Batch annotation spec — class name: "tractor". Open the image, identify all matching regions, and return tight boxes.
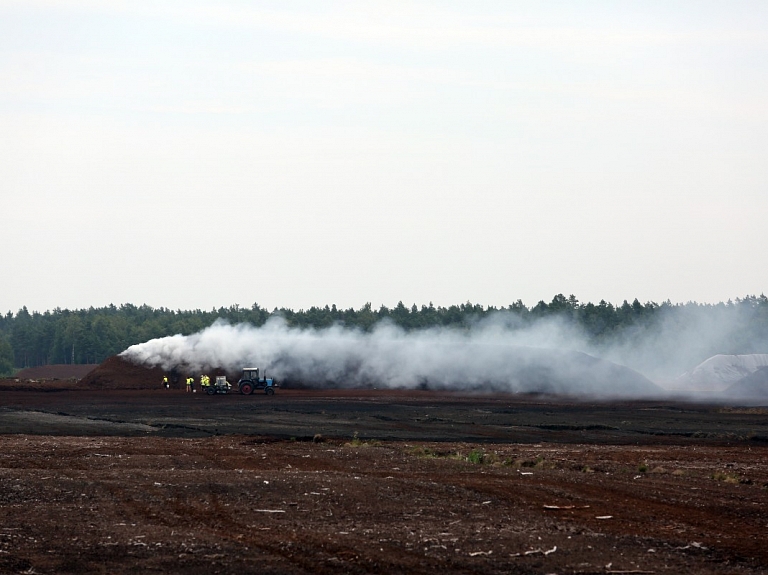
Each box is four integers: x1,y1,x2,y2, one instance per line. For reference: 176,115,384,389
238,367,277,395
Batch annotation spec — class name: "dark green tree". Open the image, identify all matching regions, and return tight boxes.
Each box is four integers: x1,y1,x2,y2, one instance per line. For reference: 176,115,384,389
0,336,13,376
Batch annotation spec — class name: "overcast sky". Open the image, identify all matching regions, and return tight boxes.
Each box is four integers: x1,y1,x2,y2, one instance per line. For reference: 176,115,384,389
2,1,767,314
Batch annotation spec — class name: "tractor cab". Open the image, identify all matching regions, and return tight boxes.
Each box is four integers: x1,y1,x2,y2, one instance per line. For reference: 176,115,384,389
242,368,260,381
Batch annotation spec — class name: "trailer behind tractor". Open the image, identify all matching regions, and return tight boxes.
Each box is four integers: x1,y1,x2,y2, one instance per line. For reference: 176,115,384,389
205,376,232,395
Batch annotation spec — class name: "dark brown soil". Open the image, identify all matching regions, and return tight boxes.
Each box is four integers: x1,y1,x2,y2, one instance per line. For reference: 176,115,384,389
78,355,237,391
14,364,98,380
79,355,168,390
1,387,768,573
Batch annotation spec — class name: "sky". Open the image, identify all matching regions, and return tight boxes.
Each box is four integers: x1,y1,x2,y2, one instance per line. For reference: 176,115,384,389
2,1,767,314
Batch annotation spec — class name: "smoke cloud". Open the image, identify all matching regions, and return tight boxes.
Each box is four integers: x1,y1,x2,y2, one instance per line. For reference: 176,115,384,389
121,316,664,398
589,302,768,383
118,299,768,400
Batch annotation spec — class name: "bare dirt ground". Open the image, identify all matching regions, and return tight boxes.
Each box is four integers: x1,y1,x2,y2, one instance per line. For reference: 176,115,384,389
1,388,767,574
14,365,99,381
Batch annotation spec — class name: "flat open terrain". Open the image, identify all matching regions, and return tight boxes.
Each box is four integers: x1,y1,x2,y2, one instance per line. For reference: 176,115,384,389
1,388,767,574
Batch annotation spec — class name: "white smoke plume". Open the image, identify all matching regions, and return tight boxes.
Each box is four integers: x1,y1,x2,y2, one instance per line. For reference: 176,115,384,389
590,302,768,383
120,316,662,398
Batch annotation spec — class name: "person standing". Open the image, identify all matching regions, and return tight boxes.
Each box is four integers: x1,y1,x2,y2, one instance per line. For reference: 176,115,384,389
186,376,193,393
163,375,169,389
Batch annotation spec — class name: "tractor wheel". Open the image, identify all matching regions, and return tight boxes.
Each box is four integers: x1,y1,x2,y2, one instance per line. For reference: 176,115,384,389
240,383,254,395
206,387,215,395
265,387,275,396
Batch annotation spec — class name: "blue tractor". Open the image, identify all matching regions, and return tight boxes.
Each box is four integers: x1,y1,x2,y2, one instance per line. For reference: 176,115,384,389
238,367,278,395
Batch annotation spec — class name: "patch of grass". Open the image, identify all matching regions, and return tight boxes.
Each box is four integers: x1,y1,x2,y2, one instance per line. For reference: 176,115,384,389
467,449,484,464
534,457,556,470
345,432,379,448
711,471,740,484
581,465,595,474
486,452,502,465
408,446,439,458
504,456,554,469
407,446,459,459
415,449,550,467
650,466,667,474
672,469,685,476
637,462,648,473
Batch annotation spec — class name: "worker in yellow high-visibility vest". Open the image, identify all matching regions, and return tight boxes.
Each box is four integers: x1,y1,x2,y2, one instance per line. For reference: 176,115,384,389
186,376,193,393
162,375,169,389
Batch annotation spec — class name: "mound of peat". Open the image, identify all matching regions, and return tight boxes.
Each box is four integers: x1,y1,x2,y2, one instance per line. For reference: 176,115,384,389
80,355,167,390
79,355,239,390
15,364,99,380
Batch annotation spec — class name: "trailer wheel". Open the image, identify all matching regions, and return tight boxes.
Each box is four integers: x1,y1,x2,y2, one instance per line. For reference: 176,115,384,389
205,387,215,395
265,387,275,396
240,383,254,395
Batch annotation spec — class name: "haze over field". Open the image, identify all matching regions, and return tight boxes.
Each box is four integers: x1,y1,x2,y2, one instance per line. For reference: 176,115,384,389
122,317,661,397
3,1,768,313
122,298,768,397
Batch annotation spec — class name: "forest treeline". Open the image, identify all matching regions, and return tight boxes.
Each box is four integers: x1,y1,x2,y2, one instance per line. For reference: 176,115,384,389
1,294,767,375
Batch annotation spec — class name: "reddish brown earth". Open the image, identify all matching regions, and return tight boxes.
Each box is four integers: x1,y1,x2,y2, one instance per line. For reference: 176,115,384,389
1,431,767,575
79,355,168,390
79,355,236,391
14,364,98,380
2,363,99,392
1,357,768,573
